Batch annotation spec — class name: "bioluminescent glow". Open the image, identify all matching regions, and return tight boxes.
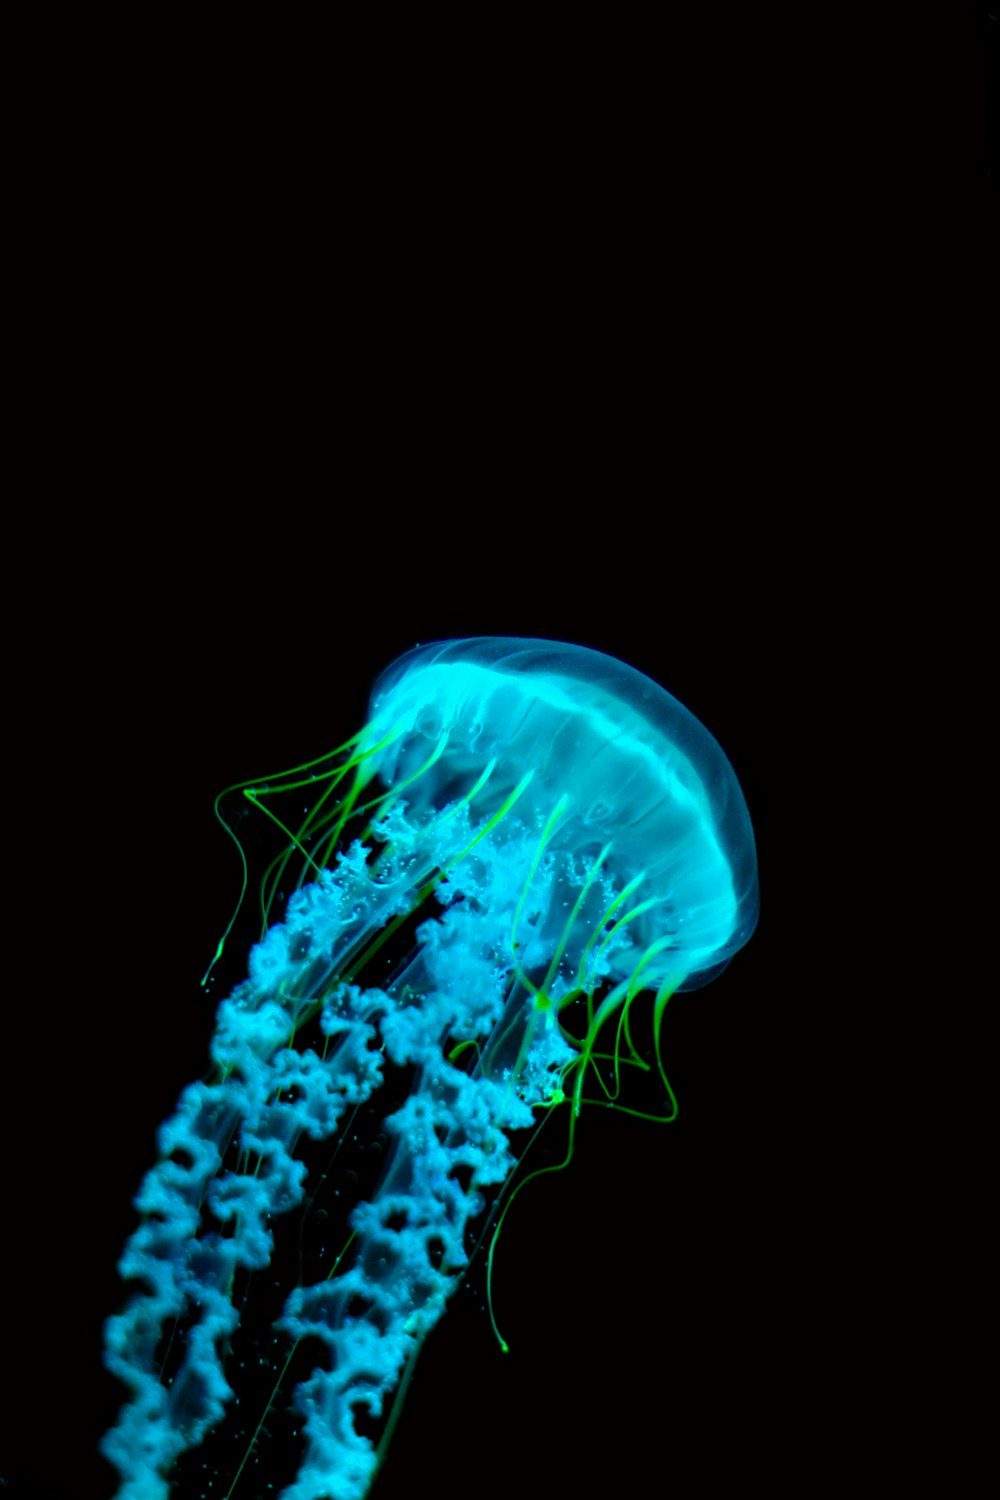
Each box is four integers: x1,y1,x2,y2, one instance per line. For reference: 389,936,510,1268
103,637,758,1500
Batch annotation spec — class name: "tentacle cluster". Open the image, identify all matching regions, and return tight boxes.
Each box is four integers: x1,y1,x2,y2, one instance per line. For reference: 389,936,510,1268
103,755,651,1500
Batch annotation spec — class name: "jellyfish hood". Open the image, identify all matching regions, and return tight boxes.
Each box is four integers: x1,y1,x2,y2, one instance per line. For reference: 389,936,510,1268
364,637,758,990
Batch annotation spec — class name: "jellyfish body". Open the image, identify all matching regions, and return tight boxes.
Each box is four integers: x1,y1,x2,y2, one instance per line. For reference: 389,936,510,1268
103,638,758,1500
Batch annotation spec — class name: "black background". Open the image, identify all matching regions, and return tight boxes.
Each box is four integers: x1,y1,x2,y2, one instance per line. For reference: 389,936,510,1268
8,5,994,1497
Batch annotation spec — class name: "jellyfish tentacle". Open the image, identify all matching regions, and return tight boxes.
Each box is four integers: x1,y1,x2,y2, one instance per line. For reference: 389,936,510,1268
102,823,438,1498
277,1066,533,1500
273,806,586,1499
103,984,389,1498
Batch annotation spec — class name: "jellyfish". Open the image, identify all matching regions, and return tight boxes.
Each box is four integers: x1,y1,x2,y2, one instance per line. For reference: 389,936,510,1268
102,636,758,1500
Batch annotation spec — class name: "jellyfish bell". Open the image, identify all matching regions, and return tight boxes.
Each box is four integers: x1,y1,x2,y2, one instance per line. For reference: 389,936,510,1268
363,636,758,986
102,637,758,1500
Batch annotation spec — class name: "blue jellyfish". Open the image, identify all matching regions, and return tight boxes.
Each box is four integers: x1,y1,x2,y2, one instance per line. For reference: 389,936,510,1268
103,637,758,1500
